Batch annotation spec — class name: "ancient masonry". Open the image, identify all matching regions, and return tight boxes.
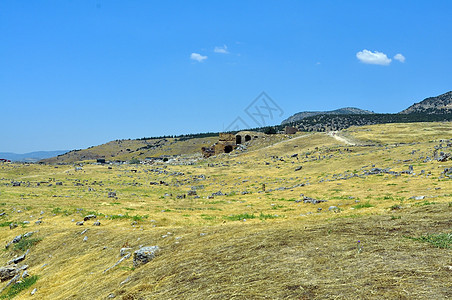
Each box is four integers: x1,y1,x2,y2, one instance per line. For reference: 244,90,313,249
202,132,263,157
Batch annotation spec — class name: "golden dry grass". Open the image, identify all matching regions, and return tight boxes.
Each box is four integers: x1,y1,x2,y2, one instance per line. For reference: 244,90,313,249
0,122,451,299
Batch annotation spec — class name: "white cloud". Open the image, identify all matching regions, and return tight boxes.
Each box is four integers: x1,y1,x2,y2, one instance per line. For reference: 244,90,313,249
214,45,229,54
356,49,392,65
190,53,208,62
394,53,406,63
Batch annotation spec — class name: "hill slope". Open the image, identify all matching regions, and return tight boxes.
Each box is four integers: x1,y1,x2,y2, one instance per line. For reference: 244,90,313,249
281,107,374,124
400,91,452,114
40,137,218,164
0,122,450,299
0,150,69,162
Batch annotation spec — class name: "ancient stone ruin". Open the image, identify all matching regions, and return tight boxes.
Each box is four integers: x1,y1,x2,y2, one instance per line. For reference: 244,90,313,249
202,131,265,157
284,126,299,134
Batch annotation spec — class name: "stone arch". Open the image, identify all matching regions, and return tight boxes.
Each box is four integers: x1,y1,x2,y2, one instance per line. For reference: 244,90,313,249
224,145,233,153
236,135,242,144
245,135,251,142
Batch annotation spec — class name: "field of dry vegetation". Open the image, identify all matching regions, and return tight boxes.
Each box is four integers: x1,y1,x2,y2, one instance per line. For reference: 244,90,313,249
0,122,451,299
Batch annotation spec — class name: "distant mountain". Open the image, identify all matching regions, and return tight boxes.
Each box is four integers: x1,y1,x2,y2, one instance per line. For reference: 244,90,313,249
0,150,69,163
281,107,374,125
400,91,452,114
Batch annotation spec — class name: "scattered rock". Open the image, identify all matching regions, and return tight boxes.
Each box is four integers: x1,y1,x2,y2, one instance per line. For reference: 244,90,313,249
211,191,225,197
83,236,88,242
76,221,84,226
84,214,96,221
294,166,303,171
24,232,34,238
328,206,339,211
303,196,327,204
133,246,160,267
103,253,131,273
93,221,101,226
31,288,37,295
120,248,132,257
0,266,18,281
12,235,22,244
435,152,451,162
108,192,117,198
7,252,27,265
120,276,131,286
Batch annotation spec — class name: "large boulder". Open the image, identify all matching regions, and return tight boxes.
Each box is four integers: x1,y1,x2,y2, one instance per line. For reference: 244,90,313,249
0,266,18,281
133,246,160,267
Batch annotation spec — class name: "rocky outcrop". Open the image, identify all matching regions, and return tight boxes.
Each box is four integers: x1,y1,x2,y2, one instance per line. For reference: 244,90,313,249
281,107,374,124
133,246,160,267
400,91,452,114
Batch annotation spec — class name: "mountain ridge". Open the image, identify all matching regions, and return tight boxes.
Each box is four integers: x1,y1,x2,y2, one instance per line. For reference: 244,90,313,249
281,107,374,125
399,91,452,114
0,150,69,162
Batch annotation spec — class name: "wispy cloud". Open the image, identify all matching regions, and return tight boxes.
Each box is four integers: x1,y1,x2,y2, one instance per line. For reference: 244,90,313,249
214,45,229,54
190,53,208,62
394,53,406,63
356,49,392,66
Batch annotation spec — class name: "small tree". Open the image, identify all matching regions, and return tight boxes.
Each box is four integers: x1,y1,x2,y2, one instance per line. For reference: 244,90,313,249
129,158,140,164
264,127,277,134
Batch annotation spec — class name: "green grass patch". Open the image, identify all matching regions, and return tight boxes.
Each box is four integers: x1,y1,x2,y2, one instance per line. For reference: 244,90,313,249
0,221,13,227
414,200,437,206
204,200,227,205
352,201,374,209
109,213,148,221
0,275,38,299
51,207,62,214
14,237,42,252
200,214,216,220
224,213,256,221
259,213,282,220
275,198,297,202
407,232,452,249
389,204,402,210
271,205,284,210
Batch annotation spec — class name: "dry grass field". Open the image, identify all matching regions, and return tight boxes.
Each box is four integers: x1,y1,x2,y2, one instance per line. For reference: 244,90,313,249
0,122,451,299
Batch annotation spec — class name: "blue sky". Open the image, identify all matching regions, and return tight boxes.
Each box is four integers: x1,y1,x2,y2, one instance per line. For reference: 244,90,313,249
1,1,451,153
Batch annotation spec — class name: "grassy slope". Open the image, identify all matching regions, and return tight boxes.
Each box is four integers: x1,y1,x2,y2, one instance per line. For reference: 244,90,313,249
41,137,219,164
0,122,450,299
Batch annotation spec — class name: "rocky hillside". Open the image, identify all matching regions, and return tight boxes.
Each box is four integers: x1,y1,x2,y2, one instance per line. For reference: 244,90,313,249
40,137,217,164
290,113,452,132
400,91,452,114
281,107,374,124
